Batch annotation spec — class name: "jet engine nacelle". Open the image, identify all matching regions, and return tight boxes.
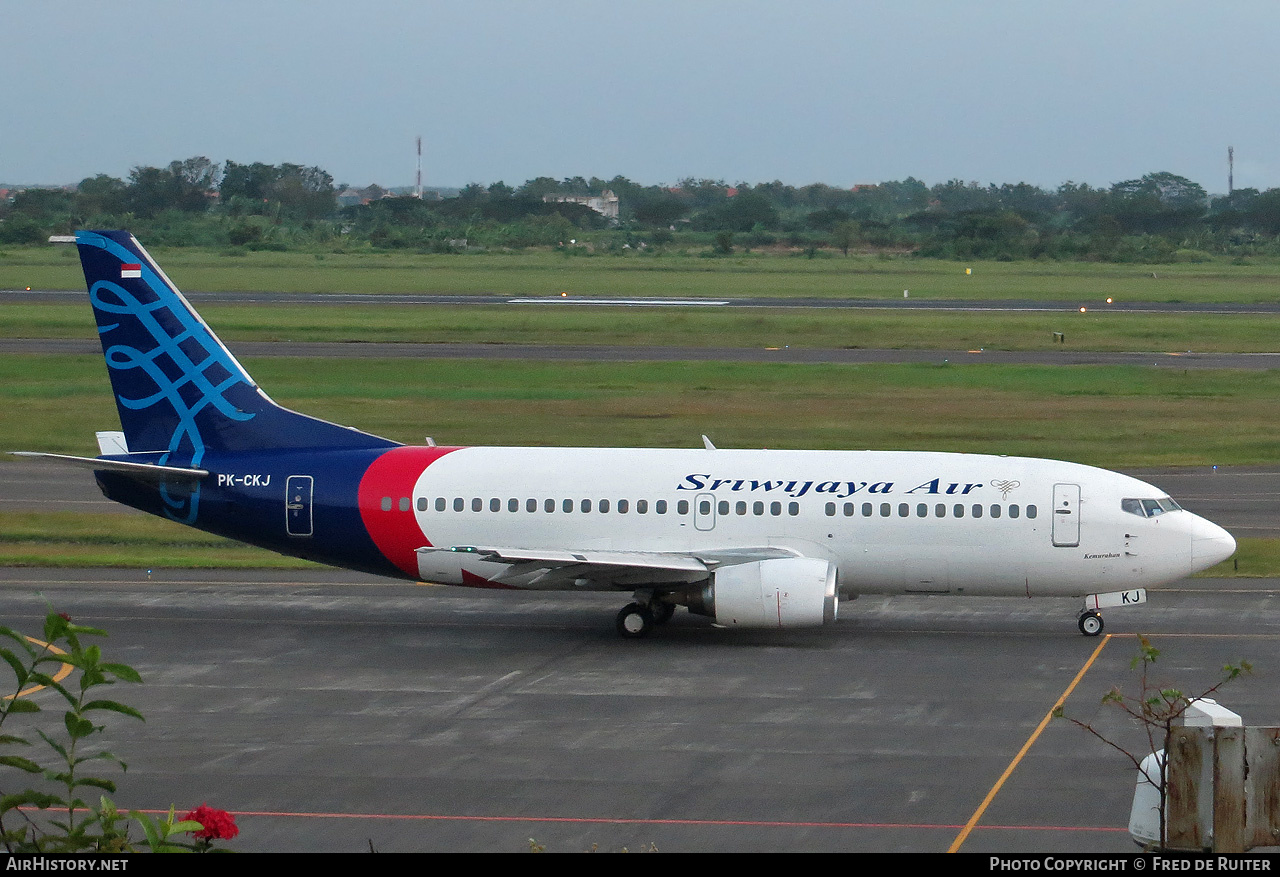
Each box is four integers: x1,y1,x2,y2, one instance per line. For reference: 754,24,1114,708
687,557,838,629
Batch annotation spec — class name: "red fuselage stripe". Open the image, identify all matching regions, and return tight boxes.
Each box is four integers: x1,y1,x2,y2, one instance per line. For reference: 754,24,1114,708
357,446,463,577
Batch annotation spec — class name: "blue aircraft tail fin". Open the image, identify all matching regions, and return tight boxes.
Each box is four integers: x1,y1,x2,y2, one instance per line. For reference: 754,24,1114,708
72,230,398,465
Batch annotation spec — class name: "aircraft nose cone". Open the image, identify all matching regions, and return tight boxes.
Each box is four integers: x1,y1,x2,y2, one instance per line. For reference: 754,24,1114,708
1190,515,1236,572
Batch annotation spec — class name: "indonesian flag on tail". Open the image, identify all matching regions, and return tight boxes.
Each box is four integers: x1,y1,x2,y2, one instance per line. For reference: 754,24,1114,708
120,263,141,279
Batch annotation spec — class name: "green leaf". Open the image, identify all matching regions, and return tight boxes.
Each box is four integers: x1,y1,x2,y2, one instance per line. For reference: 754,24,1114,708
133,809,161,848
0,627,37,654
1,790,64,813
36,729,68,759
1,648,30,685
33,650,76,669
63,712,97,741
100,663,142,684
0,733,31,745
0,754,43,773
131,808,198,853
4,698,40,714
81,699,144,721
71,777,117,793
42,613,69,643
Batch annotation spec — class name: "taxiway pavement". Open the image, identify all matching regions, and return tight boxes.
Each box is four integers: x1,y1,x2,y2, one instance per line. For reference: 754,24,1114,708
2,567,1277,853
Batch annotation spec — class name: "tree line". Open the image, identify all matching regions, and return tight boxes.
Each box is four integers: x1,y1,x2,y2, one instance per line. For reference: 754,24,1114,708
4,156,1280,261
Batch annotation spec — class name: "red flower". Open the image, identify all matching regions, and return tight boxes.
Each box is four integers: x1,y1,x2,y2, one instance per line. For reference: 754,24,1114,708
182,804,240,842
58,613,71,622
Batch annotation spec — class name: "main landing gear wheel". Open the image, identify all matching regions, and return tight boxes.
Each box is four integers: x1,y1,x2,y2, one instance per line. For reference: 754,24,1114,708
616,603,655,639
1078,611,1104,637
650,601,675,625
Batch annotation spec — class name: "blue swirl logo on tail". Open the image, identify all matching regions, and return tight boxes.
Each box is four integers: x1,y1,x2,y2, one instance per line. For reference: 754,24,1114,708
81,232,256,525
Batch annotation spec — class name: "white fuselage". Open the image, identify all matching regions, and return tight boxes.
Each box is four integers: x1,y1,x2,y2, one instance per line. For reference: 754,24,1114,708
401,447,1236,596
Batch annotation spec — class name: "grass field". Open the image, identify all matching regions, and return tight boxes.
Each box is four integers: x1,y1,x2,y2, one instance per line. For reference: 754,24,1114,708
7,302,1280,354
0,510,317,570
4,354,1276,466
4,245,1280,302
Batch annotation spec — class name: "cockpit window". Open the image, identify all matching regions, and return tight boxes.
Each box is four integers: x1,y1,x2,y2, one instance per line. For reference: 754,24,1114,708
1122,497,1183,517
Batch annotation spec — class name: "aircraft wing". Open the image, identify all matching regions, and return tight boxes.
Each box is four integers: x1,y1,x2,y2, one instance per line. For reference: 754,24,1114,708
9,452,209,481
417,544,802,589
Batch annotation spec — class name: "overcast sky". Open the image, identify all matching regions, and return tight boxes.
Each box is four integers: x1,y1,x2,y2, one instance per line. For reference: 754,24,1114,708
4,1,1278,193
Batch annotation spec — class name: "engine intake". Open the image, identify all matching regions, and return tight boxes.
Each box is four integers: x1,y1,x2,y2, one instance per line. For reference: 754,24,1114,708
686,557,838,629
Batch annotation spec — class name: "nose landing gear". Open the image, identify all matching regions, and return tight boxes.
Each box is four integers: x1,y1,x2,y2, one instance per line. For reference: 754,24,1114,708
1077,610,1104,637
1075,589,1146,637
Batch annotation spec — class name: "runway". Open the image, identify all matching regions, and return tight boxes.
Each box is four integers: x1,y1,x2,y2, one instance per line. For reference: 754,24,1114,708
2,567,1277,853
5,337,1280,370
9,288,1280,315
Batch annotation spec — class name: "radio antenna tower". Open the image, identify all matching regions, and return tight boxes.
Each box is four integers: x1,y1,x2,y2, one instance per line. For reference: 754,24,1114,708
1228,145,1234,196
415,136,423,199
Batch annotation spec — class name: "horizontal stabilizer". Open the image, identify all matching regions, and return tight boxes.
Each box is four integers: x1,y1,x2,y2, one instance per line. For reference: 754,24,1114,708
9,451,208,481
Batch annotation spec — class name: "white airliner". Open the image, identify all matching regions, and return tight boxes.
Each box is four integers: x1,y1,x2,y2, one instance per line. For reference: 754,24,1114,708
16,231,1238,638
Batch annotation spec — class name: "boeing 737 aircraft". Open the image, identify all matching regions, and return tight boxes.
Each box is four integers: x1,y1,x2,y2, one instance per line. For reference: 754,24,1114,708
14,231,1237,637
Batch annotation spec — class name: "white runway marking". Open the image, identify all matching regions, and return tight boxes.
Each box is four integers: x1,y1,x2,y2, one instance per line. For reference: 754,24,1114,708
506,298,729,306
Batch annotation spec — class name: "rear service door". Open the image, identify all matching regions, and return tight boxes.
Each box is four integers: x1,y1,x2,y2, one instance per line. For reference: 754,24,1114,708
286,475,314,537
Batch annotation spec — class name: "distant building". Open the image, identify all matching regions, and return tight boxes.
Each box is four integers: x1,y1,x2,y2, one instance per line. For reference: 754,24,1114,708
543,189,619,220
337,185,393,207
